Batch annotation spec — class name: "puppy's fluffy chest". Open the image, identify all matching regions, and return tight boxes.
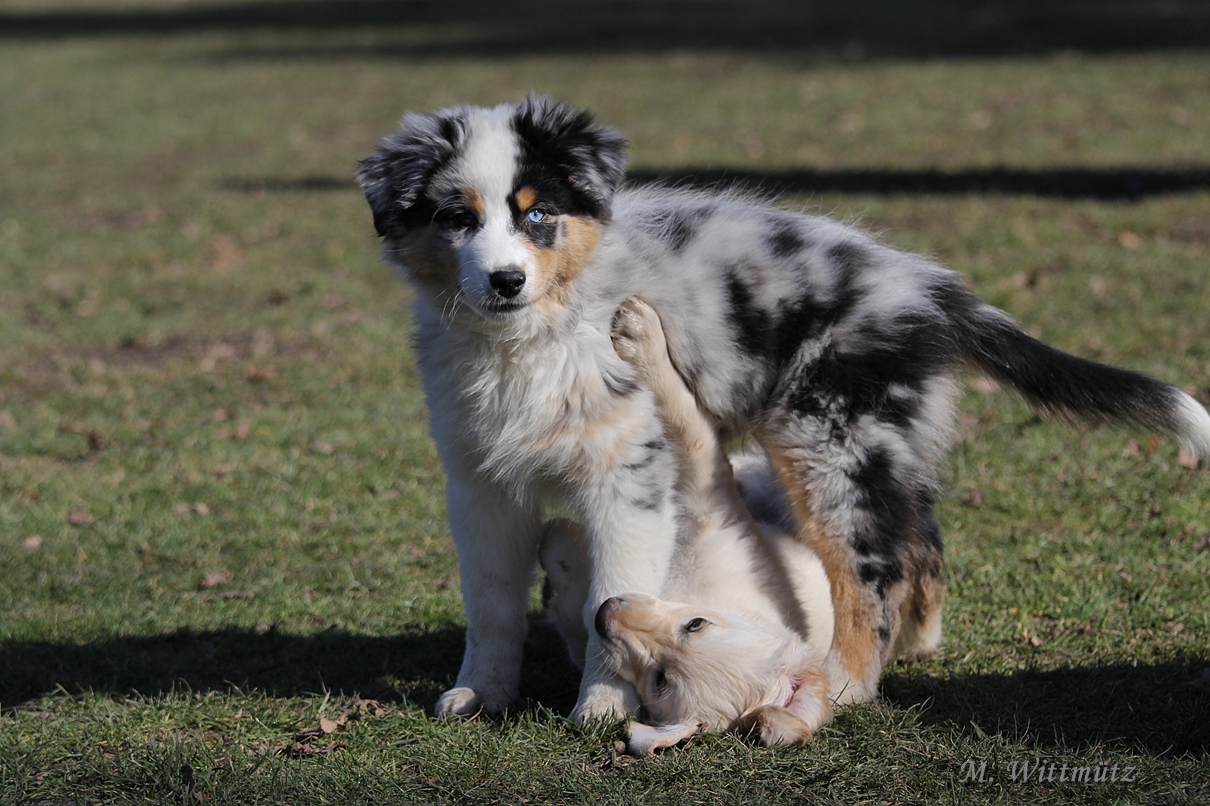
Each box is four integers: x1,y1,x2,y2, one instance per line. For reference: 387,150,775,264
416,301,652,488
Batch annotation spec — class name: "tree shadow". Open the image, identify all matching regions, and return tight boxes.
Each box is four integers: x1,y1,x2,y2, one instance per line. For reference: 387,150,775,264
882,658,1210,758
226,165,1210,201
0,614,582,716
2,0,1209,59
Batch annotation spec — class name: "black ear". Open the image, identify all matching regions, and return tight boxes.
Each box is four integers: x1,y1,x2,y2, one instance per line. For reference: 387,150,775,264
355,108,468,237
512,94,628,218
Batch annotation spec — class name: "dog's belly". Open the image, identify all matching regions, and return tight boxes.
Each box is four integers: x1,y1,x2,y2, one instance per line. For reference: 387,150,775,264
665,515,834,654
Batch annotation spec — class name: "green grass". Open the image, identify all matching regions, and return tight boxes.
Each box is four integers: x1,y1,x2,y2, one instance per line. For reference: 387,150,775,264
2,4,1209,804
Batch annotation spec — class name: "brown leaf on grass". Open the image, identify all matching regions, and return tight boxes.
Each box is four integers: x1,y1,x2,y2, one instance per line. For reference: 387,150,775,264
86,430,109,451
235,421,251,439
66,509,94,525
1022,627,1042,647
1117,230,1142,249
293,695,388,743
1167,622,1185,636
23,535,43,550
200,571,231,589
1123,438,1140,457
244,366,279,382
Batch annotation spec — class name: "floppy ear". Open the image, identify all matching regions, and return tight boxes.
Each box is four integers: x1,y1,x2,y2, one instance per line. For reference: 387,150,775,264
627,720,703,756
511,94,628,218
355,108,467,237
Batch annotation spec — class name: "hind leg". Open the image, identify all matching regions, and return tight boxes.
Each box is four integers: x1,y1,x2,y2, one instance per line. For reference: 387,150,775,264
759,420,943,702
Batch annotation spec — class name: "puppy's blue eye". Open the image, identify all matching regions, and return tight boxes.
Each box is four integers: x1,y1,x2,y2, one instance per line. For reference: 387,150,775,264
526,209,546,224
684,618,707,633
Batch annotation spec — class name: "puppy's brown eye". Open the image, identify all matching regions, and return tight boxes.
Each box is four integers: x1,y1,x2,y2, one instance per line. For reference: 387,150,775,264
684,618,707,633
437,208,478,230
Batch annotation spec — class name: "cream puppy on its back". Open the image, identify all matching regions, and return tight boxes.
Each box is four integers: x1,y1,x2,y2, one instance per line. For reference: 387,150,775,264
541,298,838,754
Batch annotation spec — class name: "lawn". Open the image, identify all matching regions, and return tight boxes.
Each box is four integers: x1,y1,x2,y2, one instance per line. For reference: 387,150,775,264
1,2,1208,804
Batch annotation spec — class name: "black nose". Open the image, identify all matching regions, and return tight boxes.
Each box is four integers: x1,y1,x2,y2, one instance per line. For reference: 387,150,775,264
595,596,623,638
489,270,526,299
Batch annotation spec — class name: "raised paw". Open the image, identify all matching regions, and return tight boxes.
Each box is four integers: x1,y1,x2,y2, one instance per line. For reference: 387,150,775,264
609,297,666,368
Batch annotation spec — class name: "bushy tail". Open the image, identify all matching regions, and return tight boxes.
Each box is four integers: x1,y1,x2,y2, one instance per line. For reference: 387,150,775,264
944,287,1210,463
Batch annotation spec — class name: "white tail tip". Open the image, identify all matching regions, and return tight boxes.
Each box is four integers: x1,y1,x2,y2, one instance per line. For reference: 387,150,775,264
1173,390,1210,464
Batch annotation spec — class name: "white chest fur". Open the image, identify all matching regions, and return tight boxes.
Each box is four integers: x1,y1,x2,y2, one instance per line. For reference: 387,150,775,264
414,301,654,495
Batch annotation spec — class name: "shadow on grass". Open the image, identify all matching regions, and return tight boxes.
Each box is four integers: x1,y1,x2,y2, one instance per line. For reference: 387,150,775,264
2,1,1208,59
226,165,1210,200
882,658,1210,758
0,615,582,717
5,619,1207,757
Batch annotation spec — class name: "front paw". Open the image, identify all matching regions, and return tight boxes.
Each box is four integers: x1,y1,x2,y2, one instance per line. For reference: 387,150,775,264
610,297,664,366
434,686,513,717
571,679,639,725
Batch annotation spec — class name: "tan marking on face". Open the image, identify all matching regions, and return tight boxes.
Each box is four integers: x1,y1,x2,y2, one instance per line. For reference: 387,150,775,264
514,186,538,212
465,187,485,218
531,216,602,315
758,434,880,683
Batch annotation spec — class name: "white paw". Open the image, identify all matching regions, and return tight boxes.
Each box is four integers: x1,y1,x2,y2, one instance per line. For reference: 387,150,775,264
433,687,483,717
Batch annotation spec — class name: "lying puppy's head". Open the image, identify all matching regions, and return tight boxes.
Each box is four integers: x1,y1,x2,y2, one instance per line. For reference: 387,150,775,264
594,594,832,754
356,96,627,324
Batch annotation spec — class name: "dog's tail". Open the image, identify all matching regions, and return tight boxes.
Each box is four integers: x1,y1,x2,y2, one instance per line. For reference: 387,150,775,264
944,286,1210,463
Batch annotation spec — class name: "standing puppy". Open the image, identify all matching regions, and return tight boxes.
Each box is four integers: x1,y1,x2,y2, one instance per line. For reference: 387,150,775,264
357,96,1210,721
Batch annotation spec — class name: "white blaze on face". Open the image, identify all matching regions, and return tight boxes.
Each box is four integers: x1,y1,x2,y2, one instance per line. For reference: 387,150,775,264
452,106,534,307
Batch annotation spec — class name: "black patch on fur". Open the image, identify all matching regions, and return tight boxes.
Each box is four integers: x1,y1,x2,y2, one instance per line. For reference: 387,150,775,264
511,95,628,220
661,209,703,252
528,217,559,248
824,240,870,278
765,219,806,259
723,266,773,356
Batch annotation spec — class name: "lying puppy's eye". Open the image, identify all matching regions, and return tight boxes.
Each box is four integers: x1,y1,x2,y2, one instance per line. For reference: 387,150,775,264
526,208,547,224
684,618,708,633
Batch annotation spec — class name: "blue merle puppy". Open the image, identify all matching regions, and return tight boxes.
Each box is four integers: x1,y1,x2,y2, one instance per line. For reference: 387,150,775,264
356,95,1210,722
